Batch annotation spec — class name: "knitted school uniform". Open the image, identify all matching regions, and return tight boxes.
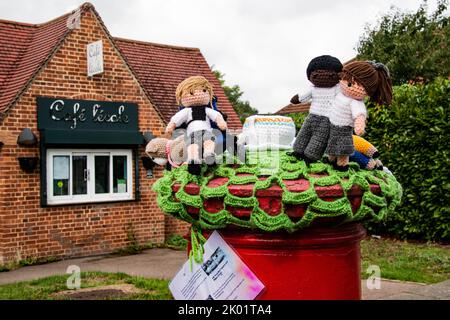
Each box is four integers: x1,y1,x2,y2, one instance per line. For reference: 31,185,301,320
292,84,339,161
326,91,367,156
169,106,222,159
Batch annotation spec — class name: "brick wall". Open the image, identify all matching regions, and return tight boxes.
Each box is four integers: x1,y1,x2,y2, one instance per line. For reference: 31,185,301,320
164,216,190,239
0,10,183,264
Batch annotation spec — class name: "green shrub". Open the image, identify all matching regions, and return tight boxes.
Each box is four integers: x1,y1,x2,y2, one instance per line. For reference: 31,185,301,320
286,112,308,131
363,77,450,241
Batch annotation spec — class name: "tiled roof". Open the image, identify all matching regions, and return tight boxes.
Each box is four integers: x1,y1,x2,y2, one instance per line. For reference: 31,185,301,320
275,103,310,115
114,38,242,129
0,11,71,115
0,3,241,128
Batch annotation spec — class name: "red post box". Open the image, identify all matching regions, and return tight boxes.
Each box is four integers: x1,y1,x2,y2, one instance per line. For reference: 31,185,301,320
195,223,366,300
177,175,378,300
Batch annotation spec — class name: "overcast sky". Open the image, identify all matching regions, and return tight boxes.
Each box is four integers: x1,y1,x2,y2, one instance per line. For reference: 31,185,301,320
0,0,439,113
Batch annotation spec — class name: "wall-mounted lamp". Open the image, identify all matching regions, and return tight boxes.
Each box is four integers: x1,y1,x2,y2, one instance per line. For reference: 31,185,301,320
17,128,38,146
18,157,39,172
141,156,156,178
142,131,155,145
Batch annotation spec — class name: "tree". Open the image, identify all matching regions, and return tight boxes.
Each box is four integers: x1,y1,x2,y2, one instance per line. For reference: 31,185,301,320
356,0,450,85
213,69,258,122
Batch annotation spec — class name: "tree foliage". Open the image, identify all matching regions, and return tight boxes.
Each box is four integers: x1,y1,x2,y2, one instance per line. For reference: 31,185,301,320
213,69,258,122
356,0,450,85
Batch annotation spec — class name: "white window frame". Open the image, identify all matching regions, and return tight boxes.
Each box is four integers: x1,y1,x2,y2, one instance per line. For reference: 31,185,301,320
46,149,133,205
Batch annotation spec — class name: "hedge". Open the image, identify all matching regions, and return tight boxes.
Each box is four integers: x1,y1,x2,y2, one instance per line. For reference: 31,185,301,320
286,77,450,241
363,77,449,241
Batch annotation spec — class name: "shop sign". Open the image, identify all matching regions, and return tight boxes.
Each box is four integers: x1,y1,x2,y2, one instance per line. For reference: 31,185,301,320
37,97,138,131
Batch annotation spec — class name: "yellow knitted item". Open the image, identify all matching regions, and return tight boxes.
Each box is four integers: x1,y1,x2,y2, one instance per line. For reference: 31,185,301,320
353,135,378,158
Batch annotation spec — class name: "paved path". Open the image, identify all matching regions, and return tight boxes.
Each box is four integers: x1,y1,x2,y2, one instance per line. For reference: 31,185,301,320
0,249,186,285
0,249,448,300
362,279,449,300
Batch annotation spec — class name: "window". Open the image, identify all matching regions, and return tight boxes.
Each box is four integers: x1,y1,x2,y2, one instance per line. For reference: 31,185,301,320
46,149,133,205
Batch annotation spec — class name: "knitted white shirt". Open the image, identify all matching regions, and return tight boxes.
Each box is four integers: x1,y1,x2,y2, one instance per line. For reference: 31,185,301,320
298,84,340,117
328,91,367,127
170,107,223,137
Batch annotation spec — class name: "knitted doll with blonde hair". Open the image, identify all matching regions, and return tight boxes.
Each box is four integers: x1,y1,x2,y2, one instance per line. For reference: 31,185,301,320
326,60,392,171
166,76,227,175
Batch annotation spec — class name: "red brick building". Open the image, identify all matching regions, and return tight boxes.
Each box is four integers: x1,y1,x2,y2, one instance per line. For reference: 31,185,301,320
0,3,241,265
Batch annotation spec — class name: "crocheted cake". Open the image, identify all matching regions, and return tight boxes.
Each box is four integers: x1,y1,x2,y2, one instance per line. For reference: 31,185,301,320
239,115,296,151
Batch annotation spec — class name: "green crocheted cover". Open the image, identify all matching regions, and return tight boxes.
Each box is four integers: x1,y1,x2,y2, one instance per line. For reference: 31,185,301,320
152,151,403,233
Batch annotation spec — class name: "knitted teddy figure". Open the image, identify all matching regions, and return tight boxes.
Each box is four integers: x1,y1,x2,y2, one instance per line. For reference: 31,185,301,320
145,135,187,170
166,76,227,175
326,60,392,171
290,55,343,163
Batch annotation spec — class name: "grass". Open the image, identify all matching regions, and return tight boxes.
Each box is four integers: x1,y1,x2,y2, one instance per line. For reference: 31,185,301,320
360,237,449,284
0,271,172,300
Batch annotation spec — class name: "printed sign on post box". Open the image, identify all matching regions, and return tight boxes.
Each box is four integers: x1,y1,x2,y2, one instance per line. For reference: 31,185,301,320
169,231,265,300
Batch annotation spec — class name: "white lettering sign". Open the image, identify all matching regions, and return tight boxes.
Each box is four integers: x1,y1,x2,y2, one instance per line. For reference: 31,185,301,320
87,40,103,76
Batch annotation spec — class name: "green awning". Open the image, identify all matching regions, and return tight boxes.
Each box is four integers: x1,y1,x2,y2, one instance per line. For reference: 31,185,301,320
42,129,144,145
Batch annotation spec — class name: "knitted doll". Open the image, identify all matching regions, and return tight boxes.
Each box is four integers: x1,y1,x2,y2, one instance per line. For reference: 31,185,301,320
326,61,392,171
166,76,227,175
290,55,343,163
350,135,382,170
353,135,379,158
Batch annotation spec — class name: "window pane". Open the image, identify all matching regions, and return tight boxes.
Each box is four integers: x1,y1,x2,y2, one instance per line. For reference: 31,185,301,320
113,156,127,193
53,156,69,196
72,156,87,195
95,155,110,194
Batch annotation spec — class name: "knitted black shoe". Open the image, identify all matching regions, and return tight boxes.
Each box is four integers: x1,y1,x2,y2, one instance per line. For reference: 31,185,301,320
188,163,202,175
286,151,304,160
303,156,315,166
333,162,349,172
372,151,380,158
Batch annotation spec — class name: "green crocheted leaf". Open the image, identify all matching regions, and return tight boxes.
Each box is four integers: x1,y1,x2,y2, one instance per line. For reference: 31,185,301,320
229,175,258,185
309,162,329,173
200,183,228,198
176,187,202,208
363,192,387,208
224,193,258,208
251,207,294,232
313,174,341,186
282,187,316,205
309,197,353,215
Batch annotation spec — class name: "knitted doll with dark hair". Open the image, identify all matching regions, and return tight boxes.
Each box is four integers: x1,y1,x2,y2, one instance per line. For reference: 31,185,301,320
289,55,343,163
326,60,392,171
166,76,227,175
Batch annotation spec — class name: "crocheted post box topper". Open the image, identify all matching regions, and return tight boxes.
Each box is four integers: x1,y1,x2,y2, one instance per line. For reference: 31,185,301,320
290,55,343,163
326,60,392,171
165,76,227,175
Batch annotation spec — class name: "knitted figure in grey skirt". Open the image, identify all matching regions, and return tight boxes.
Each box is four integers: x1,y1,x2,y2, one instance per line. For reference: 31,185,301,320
290,55,343,163
326,60,393,171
